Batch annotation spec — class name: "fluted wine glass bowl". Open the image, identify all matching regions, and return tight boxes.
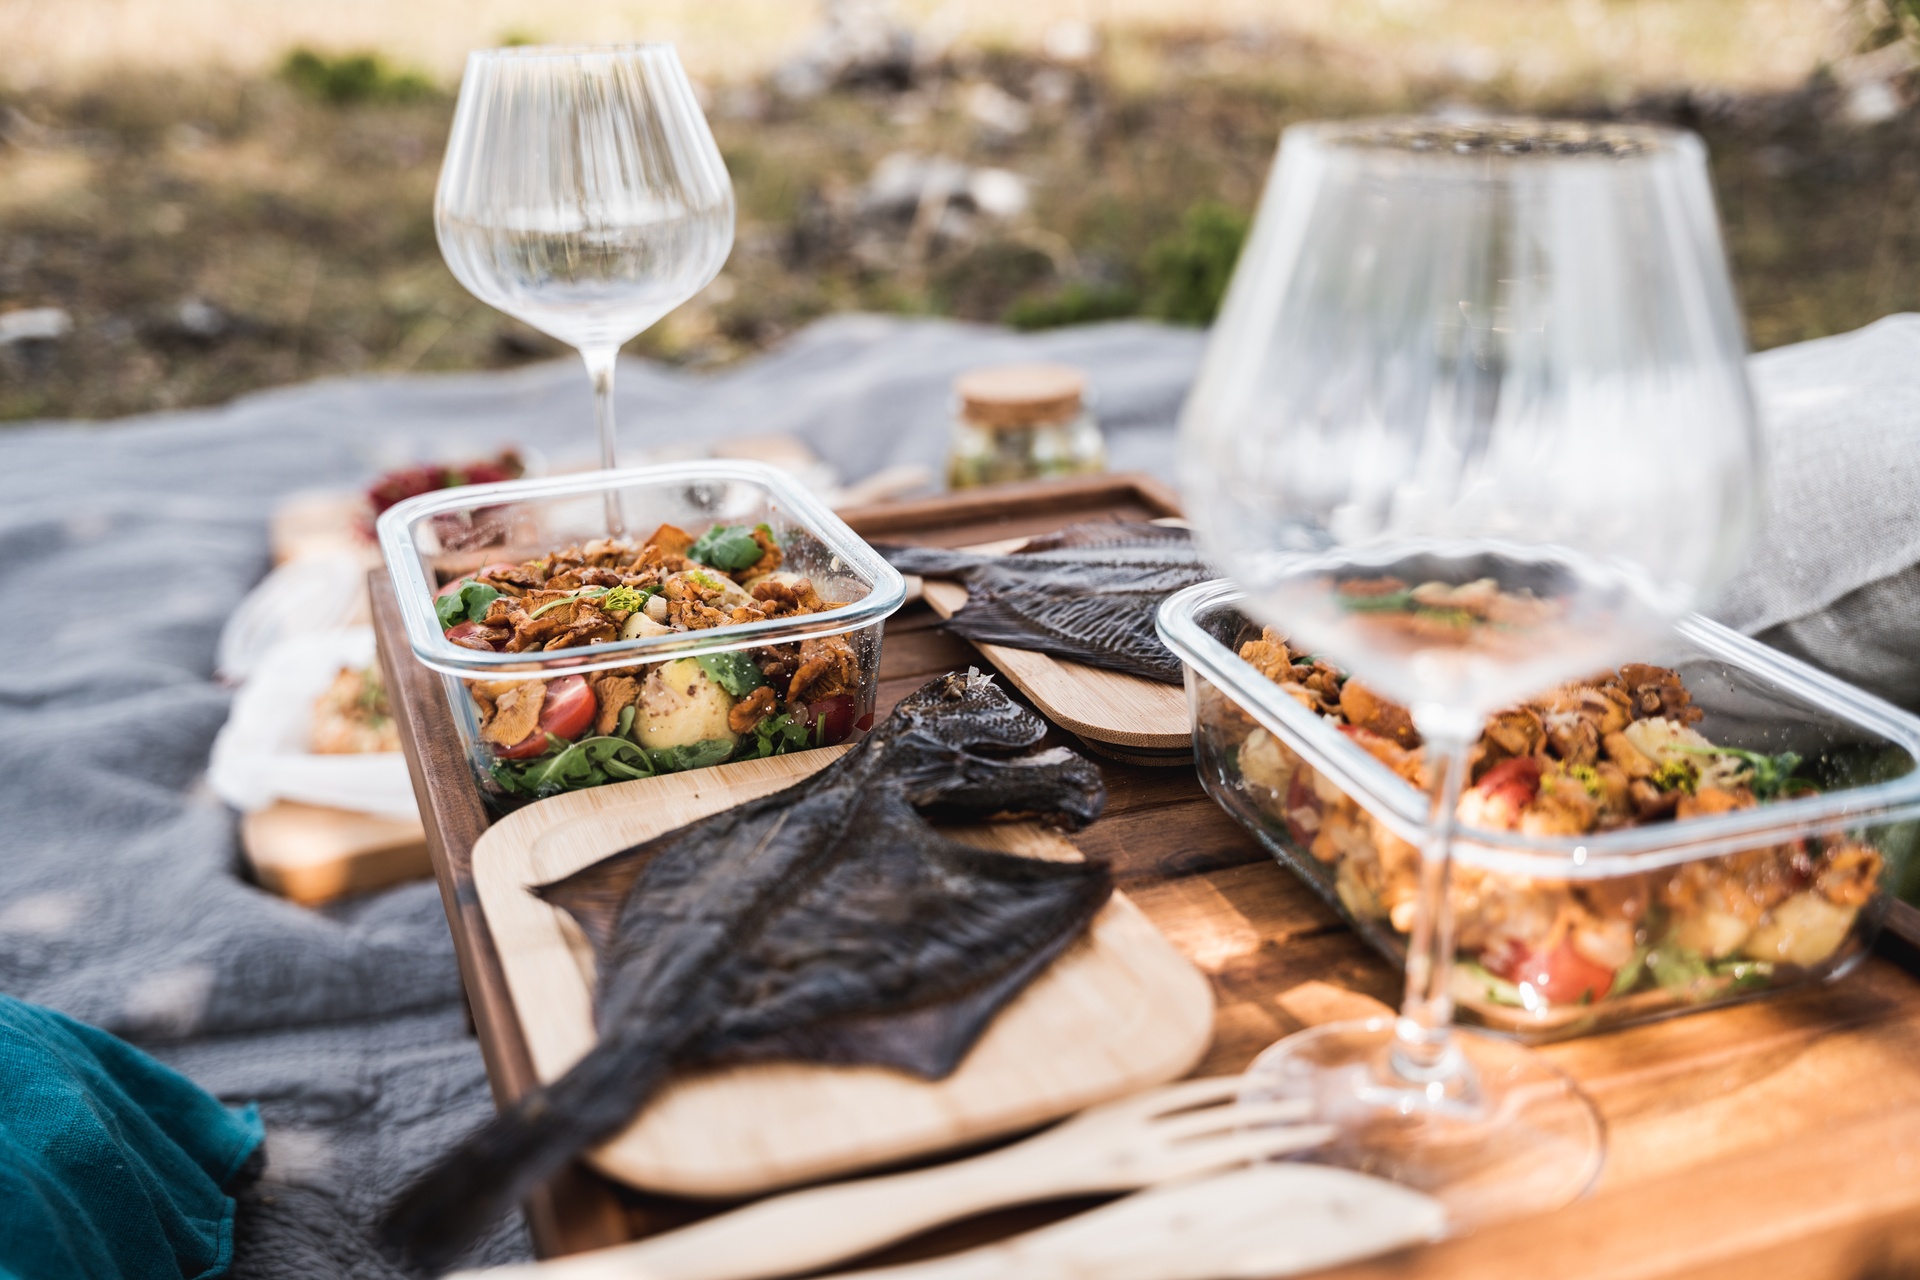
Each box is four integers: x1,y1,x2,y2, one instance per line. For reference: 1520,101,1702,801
435,44,735,516
1182,118,1763,1232
1182,118,1761,738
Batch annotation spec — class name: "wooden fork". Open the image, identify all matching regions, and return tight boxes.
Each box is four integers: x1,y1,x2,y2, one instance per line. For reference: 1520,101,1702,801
461,1076,1332,1280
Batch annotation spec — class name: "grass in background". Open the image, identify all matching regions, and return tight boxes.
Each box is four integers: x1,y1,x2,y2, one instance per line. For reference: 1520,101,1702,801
0,13,1915,421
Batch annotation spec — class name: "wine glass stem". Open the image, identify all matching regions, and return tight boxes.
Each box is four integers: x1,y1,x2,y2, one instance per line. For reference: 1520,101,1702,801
1391,733,1471,1082
583,345,624,535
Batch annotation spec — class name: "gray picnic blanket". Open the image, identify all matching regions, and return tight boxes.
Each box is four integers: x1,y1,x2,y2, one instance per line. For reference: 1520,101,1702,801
0,314,1203,1278
0,309,1915,1277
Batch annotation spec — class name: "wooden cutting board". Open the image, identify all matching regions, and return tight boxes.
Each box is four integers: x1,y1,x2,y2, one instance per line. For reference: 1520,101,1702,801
915,533,1193,758
471,748,1214,1199
241,800,429,905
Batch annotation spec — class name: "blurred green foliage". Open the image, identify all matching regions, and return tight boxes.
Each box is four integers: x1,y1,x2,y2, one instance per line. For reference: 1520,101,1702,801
1004,282,1142,330
280,48,436,105
1141,202,1251,325
1004,200,1251,330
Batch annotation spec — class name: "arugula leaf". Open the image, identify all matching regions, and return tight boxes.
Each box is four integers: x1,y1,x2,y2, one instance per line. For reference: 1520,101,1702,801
1335,589,1414,614
695,651,768,698
688,524,764,572
436,581,500,629
647,738,738,774
1453,959,1527,1008
738,712,815,761
1646,945,1712,991
489,734,655,798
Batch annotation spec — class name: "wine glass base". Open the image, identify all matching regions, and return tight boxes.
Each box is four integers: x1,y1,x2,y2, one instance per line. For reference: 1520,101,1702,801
1240,1017,1604,1232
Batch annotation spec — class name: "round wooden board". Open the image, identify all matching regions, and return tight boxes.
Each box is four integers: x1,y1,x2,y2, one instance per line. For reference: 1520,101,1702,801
920,578,1193,751
471,750,1215,1198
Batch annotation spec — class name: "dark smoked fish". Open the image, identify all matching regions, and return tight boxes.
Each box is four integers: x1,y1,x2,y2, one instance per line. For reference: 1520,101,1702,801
378,673,1109,1271
880,521,1211,685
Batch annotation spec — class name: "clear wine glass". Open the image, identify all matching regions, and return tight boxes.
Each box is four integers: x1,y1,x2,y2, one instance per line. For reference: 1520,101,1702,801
436,44,735,532
1180,119,1763,1228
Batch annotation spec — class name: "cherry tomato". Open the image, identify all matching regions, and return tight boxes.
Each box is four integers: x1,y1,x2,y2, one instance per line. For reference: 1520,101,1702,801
493,729,553,760
1476,756,1543,804
802,695,857,746
538,675,597,742
492,676,597,760
1504,938,1614,1006
444,621,504,652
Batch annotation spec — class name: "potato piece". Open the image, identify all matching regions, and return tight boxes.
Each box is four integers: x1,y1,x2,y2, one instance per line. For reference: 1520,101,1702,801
1744,893,1858,967
635,658,738,750
621,612,671,640
1670,907,1752,959
1237,728,1295,798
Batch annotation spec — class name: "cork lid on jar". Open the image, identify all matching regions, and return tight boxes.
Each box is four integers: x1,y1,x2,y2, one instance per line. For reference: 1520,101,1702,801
953,363,1087,430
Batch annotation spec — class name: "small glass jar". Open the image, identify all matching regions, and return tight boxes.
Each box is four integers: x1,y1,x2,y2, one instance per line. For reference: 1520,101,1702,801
946,363,1106,489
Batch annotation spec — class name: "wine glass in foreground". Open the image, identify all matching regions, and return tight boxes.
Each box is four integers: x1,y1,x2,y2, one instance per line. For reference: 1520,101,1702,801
1181,120,1763,1227
436,44,734,531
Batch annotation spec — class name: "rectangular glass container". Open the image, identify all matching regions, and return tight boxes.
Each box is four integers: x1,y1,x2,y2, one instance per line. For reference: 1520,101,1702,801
377,461,906,813
1158,579,1920,1041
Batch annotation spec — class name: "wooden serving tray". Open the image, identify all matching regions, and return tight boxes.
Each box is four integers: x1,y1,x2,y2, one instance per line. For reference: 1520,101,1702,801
471,749,1212,1198
375,472,1920,1278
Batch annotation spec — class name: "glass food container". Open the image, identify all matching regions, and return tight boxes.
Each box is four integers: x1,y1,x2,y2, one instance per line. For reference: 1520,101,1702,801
378,461,906,814
946,362,1106,489
1157,579,1920,1041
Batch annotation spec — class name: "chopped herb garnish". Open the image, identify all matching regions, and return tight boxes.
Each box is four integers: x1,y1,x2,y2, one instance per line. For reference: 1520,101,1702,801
1672,744,1812,801
600,585,651,614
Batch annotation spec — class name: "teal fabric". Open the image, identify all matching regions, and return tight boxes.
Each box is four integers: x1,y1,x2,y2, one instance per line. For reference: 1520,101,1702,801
0,996,262,1280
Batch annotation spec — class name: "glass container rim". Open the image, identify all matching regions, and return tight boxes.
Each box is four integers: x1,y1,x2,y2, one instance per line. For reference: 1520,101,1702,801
377,459,907,679
1157,578,1920,876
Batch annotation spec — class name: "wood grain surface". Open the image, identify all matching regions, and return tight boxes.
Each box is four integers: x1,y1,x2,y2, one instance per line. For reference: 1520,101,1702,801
240,799,428,905
373,473,1920,1277
471,753,1212,1197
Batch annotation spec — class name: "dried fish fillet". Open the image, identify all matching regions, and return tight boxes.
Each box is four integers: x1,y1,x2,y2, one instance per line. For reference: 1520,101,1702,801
378,672,1109,1270
881,522,1212,684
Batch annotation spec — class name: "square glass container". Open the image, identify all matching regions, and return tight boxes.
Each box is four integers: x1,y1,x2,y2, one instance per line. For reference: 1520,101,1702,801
1158,579,1920,1041
377,461,906,813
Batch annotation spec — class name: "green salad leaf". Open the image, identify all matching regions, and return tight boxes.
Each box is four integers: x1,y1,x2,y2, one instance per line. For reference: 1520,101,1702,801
689,523,767,572
490,734,656,798
647,738,738,774
695,651,769,698
436,581,500,629
1454,959,1527,1008
1646,945,1712,991
1335,589,1414,614
738,712,818,761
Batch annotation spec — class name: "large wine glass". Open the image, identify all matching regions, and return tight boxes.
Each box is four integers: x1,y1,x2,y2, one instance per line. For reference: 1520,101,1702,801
1181,120,1763,1228
436,45,735,532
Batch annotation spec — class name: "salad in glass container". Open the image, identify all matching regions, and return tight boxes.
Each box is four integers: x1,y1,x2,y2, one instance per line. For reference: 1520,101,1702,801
1159,579,1920,1038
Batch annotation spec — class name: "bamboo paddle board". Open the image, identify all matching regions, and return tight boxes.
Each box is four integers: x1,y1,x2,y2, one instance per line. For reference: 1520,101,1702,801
912,531,1194,759
471,749,1214,1199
